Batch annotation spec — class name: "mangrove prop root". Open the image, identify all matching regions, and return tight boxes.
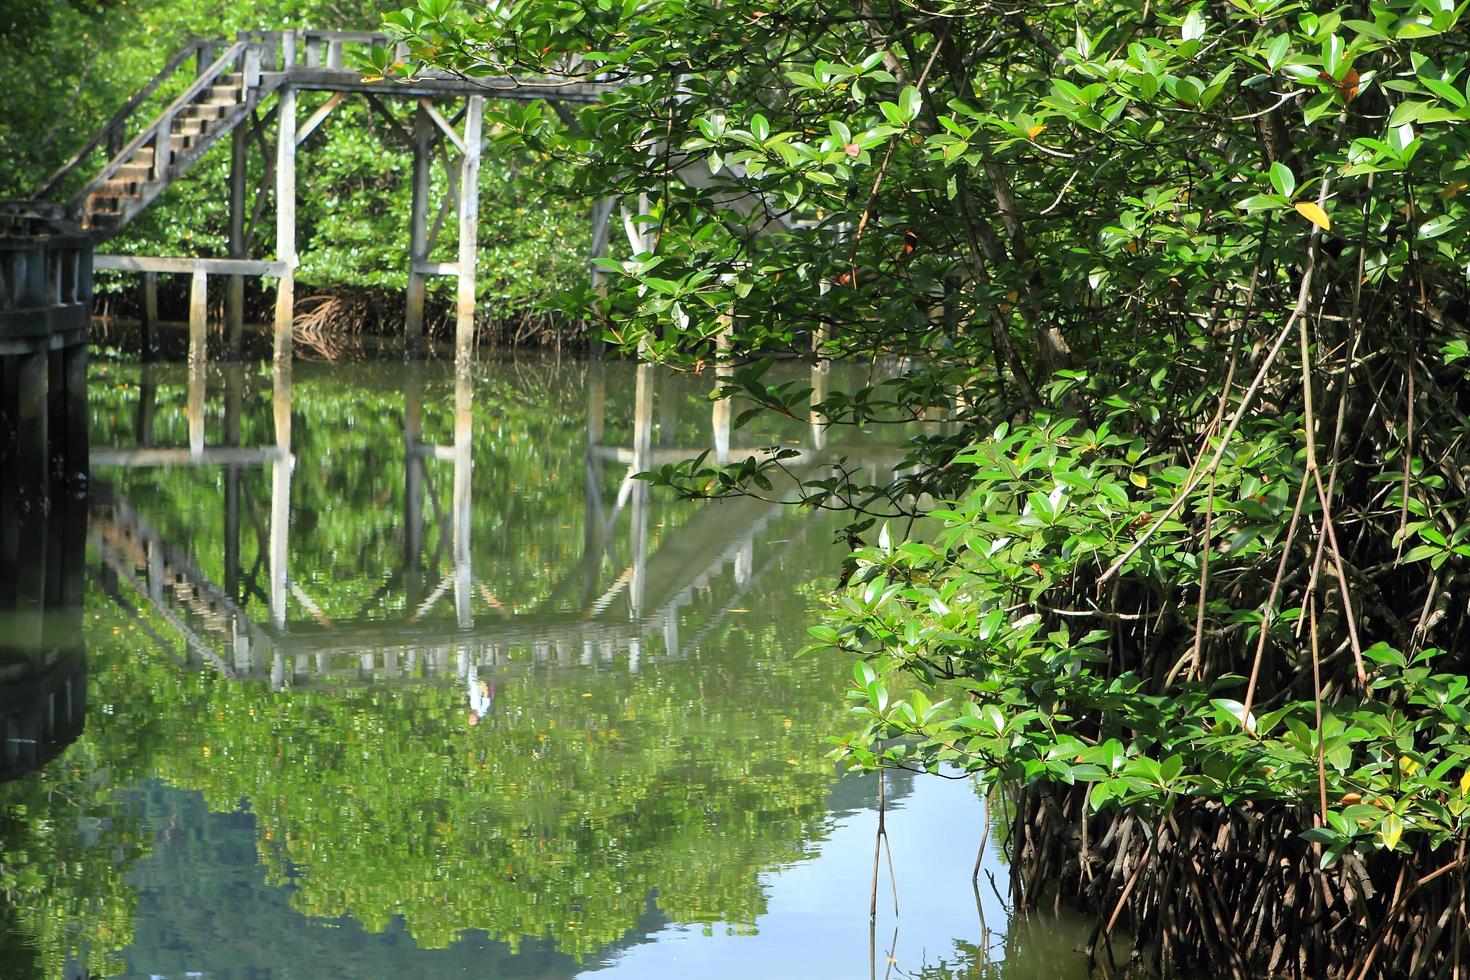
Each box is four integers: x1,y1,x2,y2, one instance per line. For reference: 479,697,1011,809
1014,782,1470,979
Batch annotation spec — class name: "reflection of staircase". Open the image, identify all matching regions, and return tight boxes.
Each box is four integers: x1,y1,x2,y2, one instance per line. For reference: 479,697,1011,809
71,43,264,236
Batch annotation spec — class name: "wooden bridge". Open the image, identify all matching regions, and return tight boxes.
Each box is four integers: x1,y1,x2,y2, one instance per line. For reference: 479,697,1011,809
84,360,875,691
21,29,619,364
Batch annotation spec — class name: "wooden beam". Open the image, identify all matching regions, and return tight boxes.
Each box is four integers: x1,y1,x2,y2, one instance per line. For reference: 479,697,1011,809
419,98,466,154
96,255,287,276
295,91,346,146
411,259,458,276
90,446,284,467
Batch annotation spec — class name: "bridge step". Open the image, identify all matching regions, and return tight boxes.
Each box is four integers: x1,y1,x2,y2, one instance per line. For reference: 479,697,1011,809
203,84,242,105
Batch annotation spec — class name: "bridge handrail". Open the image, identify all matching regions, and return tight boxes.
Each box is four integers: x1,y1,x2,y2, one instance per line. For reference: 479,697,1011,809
66,40,250,220
32,39,214,202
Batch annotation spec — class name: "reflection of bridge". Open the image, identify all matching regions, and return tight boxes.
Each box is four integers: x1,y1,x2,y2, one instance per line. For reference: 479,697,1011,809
0,649,87,783
89,359,870,690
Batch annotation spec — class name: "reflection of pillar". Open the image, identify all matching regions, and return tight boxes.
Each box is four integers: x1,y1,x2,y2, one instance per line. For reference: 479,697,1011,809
659,371,678,447
224,364,242,601
187,349,206,460
403,364,425,608
135,364,158,447
583,359,607,599
734,538,753,587
712,319,732,464
269,357,292,630
810,357,830,451
452,358,473,629
629,363,653,618
586,359,605,447
663,613,679,659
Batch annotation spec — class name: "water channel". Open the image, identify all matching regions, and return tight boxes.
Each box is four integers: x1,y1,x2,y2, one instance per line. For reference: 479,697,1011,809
0,353,1097,978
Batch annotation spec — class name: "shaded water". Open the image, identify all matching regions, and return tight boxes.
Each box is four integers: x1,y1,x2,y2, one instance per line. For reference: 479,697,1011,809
0,355,1096,978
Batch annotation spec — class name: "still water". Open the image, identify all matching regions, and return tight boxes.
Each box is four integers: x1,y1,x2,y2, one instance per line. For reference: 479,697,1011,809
1,355,1095,978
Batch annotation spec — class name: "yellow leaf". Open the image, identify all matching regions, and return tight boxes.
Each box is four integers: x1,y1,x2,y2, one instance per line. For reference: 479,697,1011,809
1379,812,1403,850
1460,768,1470,794
1399,755,1421,776
1294,200,1331,231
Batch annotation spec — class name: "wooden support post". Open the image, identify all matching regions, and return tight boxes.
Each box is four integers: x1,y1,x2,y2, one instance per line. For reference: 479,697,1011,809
227,115,248,359
15,350,47,518
62,343,88,498
47,348,65,490
405,104,432,358
189,267,208,366
141,272,159,361
274,84,297,368
456,96,484,362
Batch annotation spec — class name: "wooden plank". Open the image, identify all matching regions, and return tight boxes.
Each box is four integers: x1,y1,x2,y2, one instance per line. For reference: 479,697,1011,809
95,255,287,276
276,69,615,103
295,90,346,146
411,259,457,276
419,98,465,154
91,446,283,467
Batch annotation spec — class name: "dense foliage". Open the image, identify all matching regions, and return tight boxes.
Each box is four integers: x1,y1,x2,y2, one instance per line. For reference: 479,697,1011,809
386,0,1470,973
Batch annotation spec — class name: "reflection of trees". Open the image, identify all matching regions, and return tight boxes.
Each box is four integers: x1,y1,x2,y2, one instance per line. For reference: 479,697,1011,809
123,563,849,956
2,517,852,967
0,739,144,979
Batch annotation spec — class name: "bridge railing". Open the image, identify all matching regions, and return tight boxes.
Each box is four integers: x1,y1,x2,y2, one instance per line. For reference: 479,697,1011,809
31,38,222,203
66,40,252,222
0,231,91,321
